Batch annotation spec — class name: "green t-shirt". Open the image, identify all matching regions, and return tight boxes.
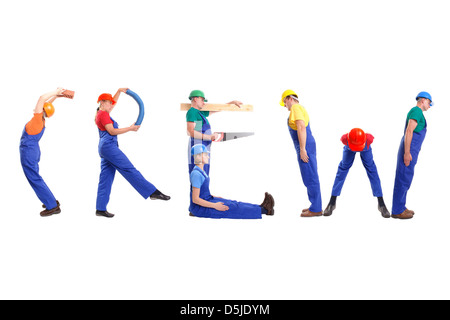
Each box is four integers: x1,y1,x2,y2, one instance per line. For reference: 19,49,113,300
186,107,210,131
406,106,426,133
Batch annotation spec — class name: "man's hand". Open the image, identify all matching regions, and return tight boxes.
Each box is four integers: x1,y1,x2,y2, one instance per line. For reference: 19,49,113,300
214,202,229,211
404,152,412,167
227,100,243,108
300,148,309,163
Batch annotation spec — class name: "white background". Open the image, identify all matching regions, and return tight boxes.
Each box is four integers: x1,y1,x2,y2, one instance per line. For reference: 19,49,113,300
0,0,449,300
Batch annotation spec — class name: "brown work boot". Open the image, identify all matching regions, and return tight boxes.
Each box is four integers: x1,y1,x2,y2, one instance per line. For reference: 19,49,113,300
261,192,275,215
40,205,61,217
391,209,414,219
301,209,323,217
260,192,272,207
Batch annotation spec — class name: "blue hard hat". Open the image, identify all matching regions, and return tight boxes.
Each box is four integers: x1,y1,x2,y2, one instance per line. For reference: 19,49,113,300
416,91,433,106
191,144,209,156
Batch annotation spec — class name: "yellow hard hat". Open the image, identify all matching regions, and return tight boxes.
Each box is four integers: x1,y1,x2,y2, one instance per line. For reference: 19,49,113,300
43,102,55,118
280,89,298,106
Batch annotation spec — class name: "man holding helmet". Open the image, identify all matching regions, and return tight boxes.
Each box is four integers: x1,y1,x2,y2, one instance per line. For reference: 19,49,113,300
323,128,390,218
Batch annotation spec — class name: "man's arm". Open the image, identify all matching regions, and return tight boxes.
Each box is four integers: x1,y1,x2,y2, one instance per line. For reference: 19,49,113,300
33,88,65,113
208,100,243,115
104,123,140,136
112,88,128,105
192,187,229,211
186,122,217,141
295,120,309,163
404,119,418,167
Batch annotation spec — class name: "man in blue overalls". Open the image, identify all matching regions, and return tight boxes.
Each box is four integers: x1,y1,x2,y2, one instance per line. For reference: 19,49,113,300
186,90,242,176
281,90,322,217
323,128,391,218
20,88,68,217
95,90,170,218
392,92,432,219
189,144,275,219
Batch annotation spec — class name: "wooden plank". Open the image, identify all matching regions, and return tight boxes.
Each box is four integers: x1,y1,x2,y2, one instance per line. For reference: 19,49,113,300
180,103,253,112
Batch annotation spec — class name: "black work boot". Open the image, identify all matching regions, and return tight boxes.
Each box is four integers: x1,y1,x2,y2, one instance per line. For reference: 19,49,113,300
323,196,337,216
96,210,114,218
377,197,391,218
150,189,171,201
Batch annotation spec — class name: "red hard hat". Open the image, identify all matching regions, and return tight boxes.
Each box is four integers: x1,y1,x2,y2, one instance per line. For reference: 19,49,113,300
347,128,366,151
97,93,116,105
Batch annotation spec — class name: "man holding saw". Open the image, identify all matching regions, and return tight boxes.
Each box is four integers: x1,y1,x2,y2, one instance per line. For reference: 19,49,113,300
186,89,242,176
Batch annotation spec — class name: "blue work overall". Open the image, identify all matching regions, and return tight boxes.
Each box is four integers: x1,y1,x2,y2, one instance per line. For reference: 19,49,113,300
392,121,427,215
189,167,262,219
188,112,211,175
20,126,58,210
288,120,322,212
96,117,157,211
331,145,383,197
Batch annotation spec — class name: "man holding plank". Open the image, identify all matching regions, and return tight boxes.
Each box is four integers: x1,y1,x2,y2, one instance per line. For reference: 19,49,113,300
185,89,244,175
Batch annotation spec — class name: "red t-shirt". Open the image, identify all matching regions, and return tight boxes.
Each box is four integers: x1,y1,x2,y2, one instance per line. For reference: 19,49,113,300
341,133,374,148
96,110,113,131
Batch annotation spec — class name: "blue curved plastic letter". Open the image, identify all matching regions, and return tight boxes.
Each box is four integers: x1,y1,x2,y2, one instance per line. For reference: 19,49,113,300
126,89,145,125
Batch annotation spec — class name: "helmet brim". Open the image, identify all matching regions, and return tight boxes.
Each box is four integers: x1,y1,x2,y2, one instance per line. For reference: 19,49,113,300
348,143,365,152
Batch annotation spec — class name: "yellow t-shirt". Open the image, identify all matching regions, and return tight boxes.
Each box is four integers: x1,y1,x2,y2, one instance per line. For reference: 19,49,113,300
288,104,309,130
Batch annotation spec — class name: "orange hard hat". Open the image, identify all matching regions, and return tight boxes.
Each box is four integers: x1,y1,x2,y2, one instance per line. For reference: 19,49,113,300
97,93,116,105
43,102,55,118
347,128,366,151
